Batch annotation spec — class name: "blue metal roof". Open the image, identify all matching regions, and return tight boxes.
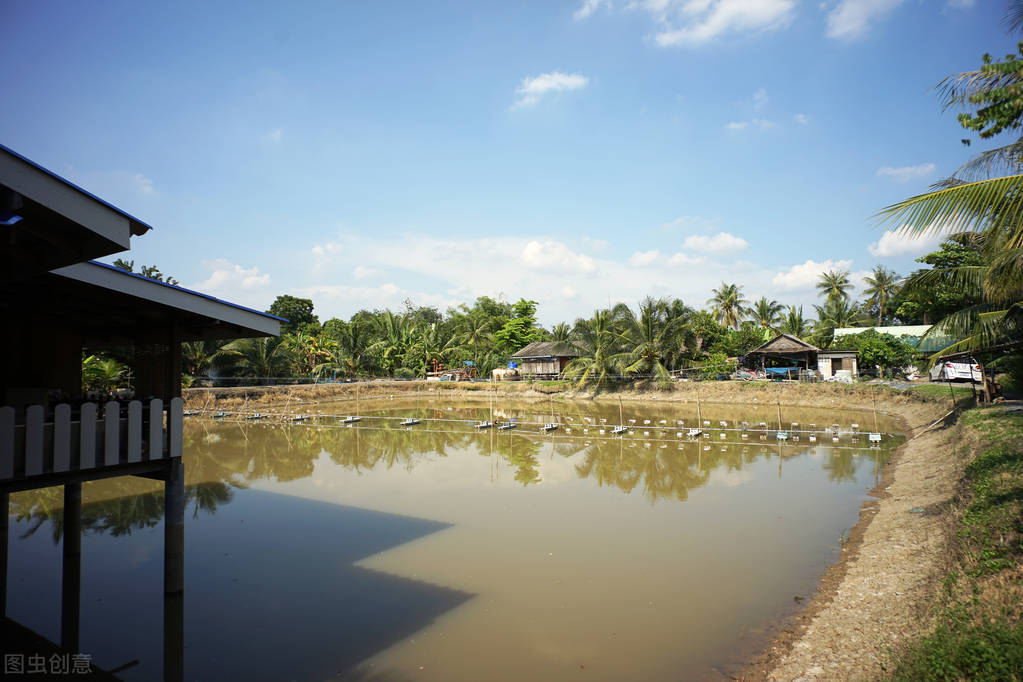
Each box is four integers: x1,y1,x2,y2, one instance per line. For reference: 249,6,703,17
0,142,155,233
89,260,288,323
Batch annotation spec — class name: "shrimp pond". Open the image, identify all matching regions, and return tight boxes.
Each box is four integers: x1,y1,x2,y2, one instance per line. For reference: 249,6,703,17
6,397,904,681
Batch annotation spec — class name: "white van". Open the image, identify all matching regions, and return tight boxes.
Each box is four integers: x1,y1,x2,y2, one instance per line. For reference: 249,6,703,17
929,358,982,382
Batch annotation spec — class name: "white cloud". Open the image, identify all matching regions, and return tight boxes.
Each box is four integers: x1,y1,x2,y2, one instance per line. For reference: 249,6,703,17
771,258,853,292
876,163,936,183
352,265,383,280
725,117,774,131
195,259,271,292
646,0,796,47
629,249,661,266
753,87,769,111
683,232,750,253
131,173,155,196
867,229,946,258
794,112,809,124
514,72,589,108
660,215,720,231
520,240,597,273
668,251,704,266
561,284,579,299
575,0,611,19
263,128,283,144
826,0,903,40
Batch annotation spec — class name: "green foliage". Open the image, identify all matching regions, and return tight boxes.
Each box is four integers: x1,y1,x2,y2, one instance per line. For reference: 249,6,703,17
494,299,543,354
699,352,736,380
946,42,1023,140
707,282,748,330
895,239,985,324
267,295,319,334
887,410,1023,680
81,354,130,391
888,621,1023,681
816,270,852,304
111,259,179,285
393,367,416,379
708,322,767,358
835,330,916,376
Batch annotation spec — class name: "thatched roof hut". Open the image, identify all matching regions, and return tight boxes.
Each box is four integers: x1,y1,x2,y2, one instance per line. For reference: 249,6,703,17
746,334,818,373
511,341,583,377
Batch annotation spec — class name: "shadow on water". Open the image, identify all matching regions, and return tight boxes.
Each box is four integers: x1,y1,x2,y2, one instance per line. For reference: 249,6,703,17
6,487,474,681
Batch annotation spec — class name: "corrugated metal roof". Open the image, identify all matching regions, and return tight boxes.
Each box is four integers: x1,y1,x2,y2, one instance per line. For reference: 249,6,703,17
0,142,154,234
511,341,583,358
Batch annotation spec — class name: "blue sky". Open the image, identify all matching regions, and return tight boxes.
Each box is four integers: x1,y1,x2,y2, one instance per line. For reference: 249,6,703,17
1,0,1014,326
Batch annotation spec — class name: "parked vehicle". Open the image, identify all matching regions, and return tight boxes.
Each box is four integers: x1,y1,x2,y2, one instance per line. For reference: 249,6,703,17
731,368,759,381
929,358,982,382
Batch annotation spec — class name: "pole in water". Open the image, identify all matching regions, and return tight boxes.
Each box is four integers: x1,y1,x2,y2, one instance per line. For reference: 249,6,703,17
776,402,782,431
872,389,879,433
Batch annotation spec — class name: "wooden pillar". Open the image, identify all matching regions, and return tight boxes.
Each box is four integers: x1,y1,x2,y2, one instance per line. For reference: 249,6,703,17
165,324,181,400
163,592,184,682
61,482,82,652
0,490,7,617
164,459,184,595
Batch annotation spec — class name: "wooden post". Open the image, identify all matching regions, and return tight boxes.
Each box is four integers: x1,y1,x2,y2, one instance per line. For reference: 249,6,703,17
61,482,82,652
979,363,991,404
0,490,7,617
164,459,185,595
164,592,184,682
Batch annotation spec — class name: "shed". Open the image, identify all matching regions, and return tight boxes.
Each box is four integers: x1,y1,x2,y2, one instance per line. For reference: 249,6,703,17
747,334,818,374
511,341,583,377
817,350,859,379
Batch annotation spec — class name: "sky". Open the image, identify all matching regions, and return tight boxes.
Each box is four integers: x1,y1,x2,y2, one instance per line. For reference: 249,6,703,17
1,0,1016,326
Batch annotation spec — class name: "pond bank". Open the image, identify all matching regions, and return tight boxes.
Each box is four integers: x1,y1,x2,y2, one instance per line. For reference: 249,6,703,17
182,380,961,679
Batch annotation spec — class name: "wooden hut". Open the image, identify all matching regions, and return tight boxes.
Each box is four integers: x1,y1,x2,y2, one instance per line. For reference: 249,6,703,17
746,334,818,378
510,341,583,378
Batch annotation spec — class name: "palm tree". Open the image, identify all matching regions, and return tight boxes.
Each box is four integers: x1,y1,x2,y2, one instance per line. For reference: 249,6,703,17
618,297,675,383
778,306,812,339
367,310,417,374
81,355,129,391
749,297,784,331
563,309,629,390
813,298,863,346
215,337,295,380
862,266,901,325
816,270,852,303
549,322,572,342
707,282,748,330
875,7,1023,357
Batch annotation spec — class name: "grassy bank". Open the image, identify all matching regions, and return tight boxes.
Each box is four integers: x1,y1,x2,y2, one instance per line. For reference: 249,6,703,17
885,407,1023,680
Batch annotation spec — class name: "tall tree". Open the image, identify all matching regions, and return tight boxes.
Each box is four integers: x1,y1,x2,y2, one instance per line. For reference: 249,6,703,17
267,295,319,335
750,296,784,330
494,299,543,354
816,270,852,304
862,266,901,325
707,282,748,330
779,305,812,339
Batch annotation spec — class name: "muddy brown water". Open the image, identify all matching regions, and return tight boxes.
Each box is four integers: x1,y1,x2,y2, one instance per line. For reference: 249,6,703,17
6,398,902,681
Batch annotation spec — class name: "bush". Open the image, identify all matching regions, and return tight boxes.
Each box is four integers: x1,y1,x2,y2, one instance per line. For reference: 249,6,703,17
393,367,417,380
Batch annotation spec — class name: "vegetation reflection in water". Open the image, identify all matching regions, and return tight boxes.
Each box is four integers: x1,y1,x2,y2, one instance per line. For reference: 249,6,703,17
7,398,902,681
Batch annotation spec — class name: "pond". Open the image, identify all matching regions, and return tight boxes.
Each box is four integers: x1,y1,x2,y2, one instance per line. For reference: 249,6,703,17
5,397,903,681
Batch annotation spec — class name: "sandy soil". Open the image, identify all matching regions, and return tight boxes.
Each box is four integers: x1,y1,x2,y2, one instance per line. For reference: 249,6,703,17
183,380,960,680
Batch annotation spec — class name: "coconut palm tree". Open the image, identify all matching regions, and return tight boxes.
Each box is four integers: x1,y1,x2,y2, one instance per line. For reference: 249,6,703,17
563,308,629,390
816,270,852,303
549,322,572,342
215,337,295,380
707,282,748,330
862,266,901,325
813,298,863,346
618,297,675,383
749,297,784,331
778,306,812,339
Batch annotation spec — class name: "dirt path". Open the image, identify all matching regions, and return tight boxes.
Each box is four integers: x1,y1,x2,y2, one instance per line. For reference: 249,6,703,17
747,405,961,681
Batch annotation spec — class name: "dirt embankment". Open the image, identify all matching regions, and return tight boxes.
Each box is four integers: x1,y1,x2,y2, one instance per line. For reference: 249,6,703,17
184,380,961,680
183,379,949,417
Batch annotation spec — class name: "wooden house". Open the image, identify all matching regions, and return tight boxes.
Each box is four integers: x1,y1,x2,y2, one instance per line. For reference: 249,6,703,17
510,341,583,377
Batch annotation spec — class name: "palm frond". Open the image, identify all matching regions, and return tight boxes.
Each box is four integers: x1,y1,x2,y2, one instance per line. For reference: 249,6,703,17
875,174,1023,248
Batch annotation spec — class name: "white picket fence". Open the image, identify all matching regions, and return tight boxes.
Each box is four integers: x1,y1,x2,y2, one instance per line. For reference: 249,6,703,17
0,397,183,482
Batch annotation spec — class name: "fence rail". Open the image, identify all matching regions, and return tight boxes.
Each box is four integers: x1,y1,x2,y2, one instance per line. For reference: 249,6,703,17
0,398,182,484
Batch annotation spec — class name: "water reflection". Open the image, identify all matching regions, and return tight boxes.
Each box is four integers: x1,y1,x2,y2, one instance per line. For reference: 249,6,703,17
4,398,901,682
